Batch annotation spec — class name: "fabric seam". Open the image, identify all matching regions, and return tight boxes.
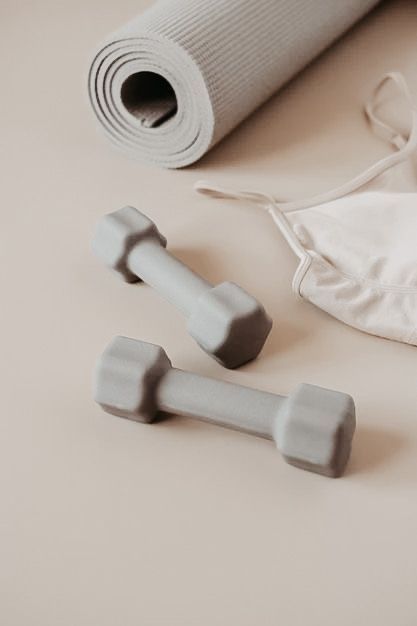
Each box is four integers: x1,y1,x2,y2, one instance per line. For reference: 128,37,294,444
301,254,417,295
292,253,312,298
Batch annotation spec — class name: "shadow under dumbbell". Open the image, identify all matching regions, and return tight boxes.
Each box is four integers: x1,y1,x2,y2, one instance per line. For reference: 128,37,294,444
258,322,309,360
169,246,232,286
155,418,408,481
345,425,407,477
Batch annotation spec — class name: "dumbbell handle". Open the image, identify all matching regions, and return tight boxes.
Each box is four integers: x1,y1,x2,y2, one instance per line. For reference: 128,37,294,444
156,368,284,439
128,239,211,316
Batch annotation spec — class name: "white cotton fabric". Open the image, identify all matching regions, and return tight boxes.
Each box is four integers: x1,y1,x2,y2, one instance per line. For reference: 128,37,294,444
196,74,417,346
88,0,380,168
288,191,417,345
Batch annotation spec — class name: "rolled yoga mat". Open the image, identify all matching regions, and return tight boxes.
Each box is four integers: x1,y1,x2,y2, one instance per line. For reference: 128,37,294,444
88,0,381,168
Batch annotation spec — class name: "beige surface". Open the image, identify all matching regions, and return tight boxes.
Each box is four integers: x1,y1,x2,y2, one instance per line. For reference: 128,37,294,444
1,1,417,624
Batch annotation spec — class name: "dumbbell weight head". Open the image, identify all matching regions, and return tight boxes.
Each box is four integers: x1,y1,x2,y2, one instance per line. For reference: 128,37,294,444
274,383,355,478
95,337,171,423
92,206,272,368
186,281,273,369
92,206,167,283
95,337,356,477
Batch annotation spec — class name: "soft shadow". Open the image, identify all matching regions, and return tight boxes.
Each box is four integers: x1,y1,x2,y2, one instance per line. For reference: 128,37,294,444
261,321,309,359
169,246,223,285
345,425,407,477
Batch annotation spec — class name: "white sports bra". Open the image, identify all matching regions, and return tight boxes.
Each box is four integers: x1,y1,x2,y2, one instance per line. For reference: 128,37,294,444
196,73,417,346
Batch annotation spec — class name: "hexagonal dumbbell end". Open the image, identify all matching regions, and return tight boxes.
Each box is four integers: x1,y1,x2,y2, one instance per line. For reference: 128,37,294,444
187,282,273,369
273,383,356,477
94,336,171,423
92,206,166,283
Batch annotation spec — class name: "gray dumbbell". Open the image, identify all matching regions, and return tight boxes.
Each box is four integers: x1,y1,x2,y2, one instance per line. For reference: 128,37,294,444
92,206,272,369
94,336,356,477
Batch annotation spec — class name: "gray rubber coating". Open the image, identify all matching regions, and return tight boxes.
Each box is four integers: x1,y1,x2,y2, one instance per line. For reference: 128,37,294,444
127,240,210,316
92,206,272,368
94,336,356,478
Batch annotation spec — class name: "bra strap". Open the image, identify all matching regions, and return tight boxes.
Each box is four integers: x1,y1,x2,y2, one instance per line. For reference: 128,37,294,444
193,182,307,261
195,72,417,215
194,73,417,295
365,71,414,150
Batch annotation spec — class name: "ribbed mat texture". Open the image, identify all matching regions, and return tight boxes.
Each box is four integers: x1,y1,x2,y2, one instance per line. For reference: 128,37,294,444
88,0,380,168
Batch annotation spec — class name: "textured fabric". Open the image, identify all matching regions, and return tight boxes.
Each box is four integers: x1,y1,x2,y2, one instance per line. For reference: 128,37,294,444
288,191,417,346
88,0,380,168
196,73,417,347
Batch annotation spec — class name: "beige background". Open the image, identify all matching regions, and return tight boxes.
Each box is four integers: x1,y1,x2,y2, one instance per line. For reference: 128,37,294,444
1,1,417,624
